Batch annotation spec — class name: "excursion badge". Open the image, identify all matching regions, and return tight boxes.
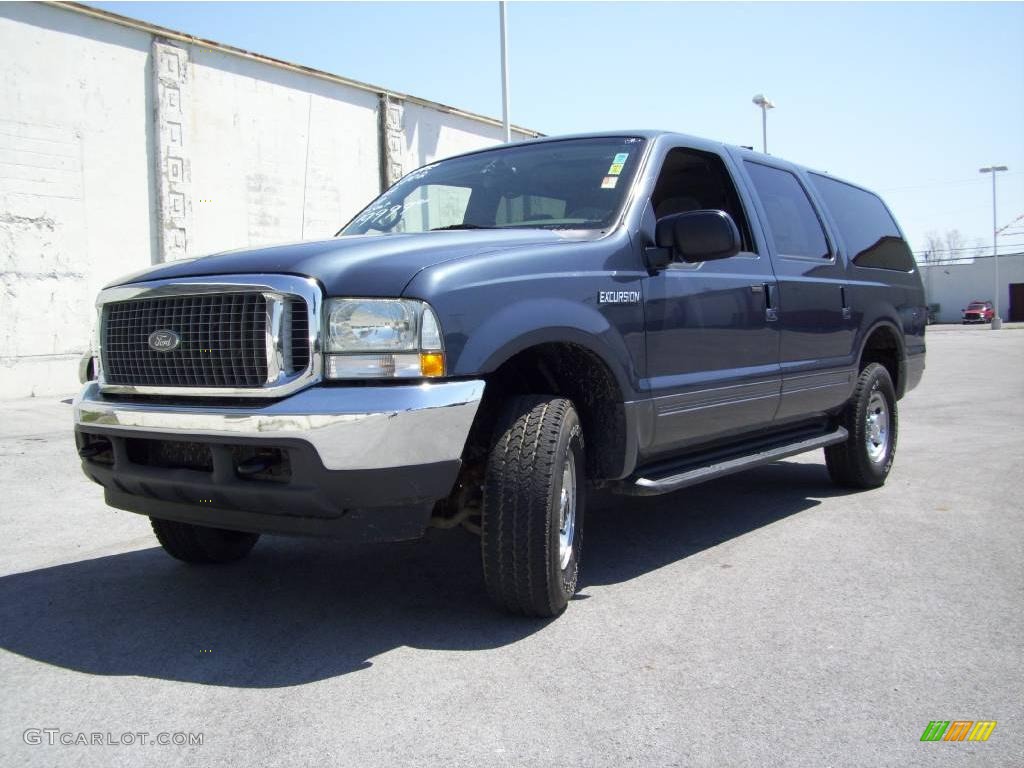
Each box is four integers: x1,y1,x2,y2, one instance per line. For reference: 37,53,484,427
598,290,640,305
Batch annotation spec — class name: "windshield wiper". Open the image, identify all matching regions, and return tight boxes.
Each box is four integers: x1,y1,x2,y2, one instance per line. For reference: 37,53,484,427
543,222,602,230
429,223,497,231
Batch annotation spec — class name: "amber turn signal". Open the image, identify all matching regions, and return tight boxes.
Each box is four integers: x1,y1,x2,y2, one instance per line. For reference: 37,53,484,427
419,352,445,377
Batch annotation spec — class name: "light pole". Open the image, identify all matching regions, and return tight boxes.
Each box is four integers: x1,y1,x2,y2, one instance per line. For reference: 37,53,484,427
499,1,511,143
752,94,775,154
979,165,1008,329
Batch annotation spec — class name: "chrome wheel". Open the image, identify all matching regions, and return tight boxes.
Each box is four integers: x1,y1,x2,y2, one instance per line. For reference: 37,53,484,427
558,451,577,570
865,390,890,464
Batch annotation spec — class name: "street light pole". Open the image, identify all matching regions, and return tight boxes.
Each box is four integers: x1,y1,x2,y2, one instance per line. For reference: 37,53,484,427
751,94,775,154
979,165,1009,329
499,1,511,143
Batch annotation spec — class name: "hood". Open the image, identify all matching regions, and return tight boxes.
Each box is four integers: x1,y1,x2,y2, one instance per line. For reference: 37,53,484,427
107,230,575,296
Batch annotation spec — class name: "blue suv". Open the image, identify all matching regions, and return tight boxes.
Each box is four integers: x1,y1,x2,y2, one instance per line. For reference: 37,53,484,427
74,131,926,616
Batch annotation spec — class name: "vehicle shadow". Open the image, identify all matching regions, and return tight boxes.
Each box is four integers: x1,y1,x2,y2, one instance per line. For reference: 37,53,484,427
584,460,845,587
0,461,844,688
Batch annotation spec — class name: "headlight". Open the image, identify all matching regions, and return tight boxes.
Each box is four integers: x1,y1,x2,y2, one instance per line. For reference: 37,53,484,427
327,299,419,352
324,298,445,379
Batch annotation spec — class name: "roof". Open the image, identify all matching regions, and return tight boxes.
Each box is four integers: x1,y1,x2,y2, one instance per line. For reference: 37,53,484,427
428,131,905,222
430,129,832,177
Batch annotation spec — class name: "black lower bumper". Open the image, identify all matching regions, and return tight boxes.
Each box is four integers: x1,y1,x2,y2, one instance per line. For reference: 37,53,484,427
75,426,459,541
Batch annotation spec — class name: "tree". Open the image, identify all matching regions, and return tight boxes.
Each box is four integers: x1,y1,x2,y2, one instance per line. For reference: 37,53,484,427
920,229,982,263
923,231,944,262
943,229,967,259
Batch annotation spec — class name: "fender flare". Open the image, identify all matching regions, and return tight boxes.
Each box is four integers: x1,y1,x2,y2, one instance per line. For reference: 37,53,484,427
452,298,640,479
454,298,636,397
857,318,907,397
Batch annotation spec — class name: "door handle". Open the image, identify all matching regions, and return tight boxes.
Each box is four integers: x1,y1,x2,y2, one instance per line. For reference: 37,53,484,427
763,283,778,322
840,285,852,320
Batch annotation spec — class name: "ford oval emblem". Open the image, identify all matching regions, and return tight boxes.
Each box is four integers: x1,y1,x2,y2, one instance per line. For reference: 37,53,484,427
148,329,181,352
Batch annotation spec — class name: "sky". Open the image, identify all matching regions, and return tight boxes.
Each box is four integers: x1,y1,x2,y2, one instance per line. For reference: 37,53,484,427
88,1,1024,257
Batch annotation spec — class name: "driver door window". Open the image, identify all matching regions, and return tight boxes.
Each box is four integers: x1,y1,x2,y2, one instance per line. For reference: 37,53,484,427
651,148,756,253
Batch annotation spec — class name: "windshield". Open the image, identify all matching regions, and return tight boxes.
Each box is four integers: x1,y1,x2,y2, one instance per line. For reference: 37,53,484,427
340,136,646,235
968,303,989,309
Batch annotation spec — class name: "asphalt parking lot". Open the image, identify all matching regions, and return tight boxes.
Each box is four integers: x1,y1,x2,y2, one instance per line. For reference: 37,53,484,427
1,325,1021,768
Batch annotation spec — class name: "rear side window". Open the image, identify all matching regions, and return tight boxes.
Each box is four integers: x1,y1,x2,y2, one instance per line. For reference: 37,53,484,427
809,173,915,272
744,162,830,259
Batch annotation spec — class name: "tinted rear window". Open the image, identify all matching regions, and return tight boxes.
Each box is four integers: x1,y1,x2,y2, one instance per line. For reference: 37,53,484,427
809,173,915,271
744,162,830,259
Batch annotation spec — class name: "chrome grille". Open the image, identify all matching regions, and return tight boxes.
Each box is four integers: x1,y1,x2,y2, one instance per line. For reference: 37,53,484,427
289,298,310,372
96,275,322,397
102,294,270,388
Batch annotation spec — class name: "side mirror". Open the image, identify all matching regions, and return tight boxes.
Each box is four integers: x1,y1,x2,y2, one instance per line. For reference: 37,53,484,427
655,210,741,264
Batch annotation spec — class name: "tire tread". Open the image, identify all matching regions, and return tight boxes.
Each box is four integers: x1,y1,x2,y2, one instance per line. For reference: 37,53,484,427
150,518,259,563
481,396,578,617
825,363,897,489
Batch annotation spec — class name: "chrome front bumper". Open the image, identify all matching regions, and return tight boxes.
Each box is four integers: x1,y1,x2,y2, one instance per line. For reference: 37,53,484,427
73,379,485,471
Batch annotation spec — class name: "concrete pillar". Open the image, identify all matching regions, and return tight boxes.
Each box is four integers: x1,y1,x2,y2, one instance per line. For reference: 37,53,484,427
379,93,405,192
152,39,192,262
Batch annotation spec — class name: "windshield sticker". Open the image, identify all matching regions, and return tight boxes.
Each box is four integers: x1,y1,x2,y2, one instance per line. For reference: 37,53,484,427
613,152,629,164
601,176,618,189
608,162,624,175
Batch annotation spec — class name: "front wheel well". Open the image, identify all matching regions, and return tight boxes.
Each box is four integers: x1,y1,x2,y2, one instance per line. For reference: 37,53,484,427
465,342,628,481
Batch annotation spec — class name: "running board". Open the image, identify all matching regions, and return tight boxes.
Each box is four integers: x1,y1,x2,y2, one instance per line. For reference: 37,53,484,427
626,427,848,497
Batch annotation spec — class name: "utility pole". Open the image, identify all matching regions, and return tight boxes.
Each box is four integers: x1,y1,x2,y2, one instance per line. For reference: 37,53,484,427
752,94,775,154
499,1,511,143
924,250,933,317
979,165,1009,329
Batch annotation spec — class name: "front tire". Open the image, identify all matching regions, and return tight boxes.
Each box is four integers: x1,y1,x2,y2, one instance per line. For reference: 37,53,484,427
150,518,260,563
481,396,585,617
825,363,898,489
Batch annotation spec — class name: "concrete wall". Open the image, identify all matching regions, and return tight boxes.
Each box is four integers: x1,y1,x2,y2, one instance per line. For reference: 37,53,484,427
0,3,156,396
186,46,382,253
400,101,521,174
0,2,538,398
919,253,1024,323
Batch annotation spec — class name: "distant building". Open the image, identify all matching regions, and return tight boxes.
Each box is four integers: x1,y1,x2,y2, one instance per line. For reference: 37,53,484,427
918,252,1024,324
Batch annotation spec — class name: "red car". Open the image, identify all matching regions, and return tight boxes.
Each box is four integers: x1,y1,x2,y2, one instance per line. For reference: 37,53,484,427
962,300,995,324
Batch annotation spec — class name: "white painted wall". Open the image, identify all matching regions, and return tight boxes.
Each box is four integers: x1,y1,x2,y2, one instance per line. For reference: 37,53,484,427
0,3,155,397
188,48,381,252
401,101,533,173
0,3,539,398
920,253,1024,323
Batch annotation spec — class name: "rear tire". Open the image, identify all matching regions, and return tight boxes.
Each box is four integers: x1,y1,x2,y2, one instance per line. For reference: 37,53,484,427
150,518,260,563
825,363,898,489
481,396,585,617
